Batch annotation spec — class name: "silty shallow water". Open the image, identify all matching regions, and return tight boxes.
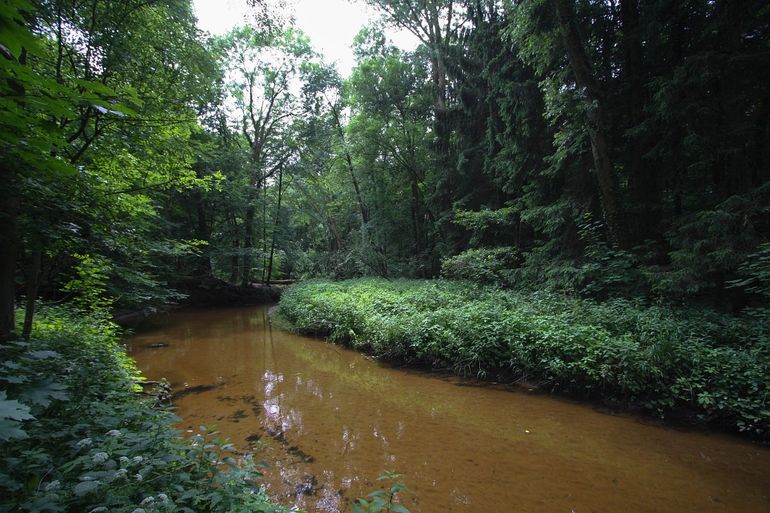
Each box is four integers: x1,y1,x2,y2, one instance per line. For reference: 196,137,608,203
126,305,770,513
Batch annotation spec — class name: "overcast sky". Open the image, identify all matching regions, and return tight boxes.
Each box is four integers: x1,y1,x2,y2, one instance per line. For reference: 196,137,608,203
192,0,418,76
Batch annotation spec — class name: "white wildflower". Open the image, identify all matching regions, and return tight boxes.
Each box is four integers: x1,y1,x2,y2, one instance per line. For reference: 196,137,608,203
132,456,144,464
106,429,122,437
88,508,108,513
134,473,143,482
131,509,146,513
140,496,155,505
44,480,61,491
114,469,128,480
76,438,93,448
92,452,109,464
157,493,169,503
119,456,129,465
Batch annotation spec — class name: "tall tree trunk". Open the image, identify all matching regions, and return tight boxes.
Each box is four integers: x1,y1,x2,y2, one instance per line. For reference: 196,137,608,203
230,240,240,283
0,172,18,343
230,227,240,284
266,166,283,284
0,46,26,343
432,51,450,161
670,11,685,220
428,5,450,164
620,0,655,242
553,0,621,238
261,180,268,283
714,0,747,196
194,190,212,276
330,104,369,226
22,242,42,340
226,211,239,283
751,94,769,187
241,201,256,286
409,177,422,253
328,218,342,252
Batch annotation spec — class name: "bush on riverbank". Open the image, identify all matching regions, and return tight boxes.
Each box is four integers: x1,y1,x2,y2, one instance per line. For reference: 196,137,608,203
278,279,770,439
0,306,285,513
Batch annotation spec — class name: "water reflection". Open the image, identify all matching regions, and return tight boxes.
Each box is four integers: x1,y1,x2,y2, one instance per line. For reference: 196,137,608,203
128,305,770,513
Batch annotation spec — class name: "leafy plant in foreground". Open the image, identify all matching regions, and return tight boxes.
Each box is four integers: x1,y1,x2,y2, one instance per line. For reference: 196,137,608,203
353,472,411,513
0,306,286,513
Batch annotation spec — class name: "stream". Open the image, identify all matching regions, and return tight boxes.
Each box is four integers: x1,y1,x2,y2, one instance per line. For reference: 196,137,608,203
126,305,770,513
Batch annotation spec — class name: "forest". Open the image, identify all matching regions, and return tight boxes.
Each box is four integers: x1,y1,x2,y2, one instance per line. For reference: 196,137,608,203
1,0,769,512
2,0,769,325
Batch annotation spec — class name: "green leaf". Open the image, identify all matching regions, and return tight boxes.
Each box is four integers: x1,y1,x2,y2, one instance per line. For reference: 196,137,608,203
0,418,28,441
73,480,100,496
19,382,69,407
0,391,35,420
24,350,60,360
0,2,41,58
1,375,28,384
75,79,119,97
370,497,386,512
390,483,410,493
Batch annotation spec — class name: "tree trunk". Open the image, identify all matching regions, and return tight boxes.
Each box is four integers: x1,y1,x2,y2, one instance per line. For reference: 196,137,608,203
432,51,449,156
193,177,212,276
266,166,283,284
670,11,685,219
230,241,240,284
0,46,25,343
330,104,369,226
0,171,18,343
714,0,747,196
553,0,621,238
431,51,452,181
225,211,239,283
241,201,256,286
22,242,42,340
410,178,422,252
261,180,268,283
620,0,656,242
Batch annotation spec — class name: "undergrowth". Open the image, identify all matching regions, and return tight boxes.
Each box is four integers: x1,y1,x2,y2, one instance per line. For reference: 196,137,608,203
0,306,286,513
278,278,770,440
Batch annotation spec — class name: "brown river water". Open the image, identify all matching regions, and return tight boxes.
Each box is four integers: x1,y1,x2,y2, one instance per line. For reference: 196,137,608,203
126,305,770,513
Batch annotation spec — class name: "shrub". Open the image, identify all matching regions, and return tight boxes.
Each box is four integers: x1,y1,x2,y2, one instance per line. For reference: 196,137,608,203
440,247,521,286
278,278,770,439
0,306,285,513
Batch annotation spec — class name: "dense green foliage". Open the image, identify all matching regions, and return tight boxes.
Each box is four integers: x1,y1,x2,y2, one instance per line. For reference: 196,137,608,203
1,3,768,503
0,307,285,512
0,0,223,341
269,0,770,315
3,0,769,337
279,279,770,439
440,247,521,285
